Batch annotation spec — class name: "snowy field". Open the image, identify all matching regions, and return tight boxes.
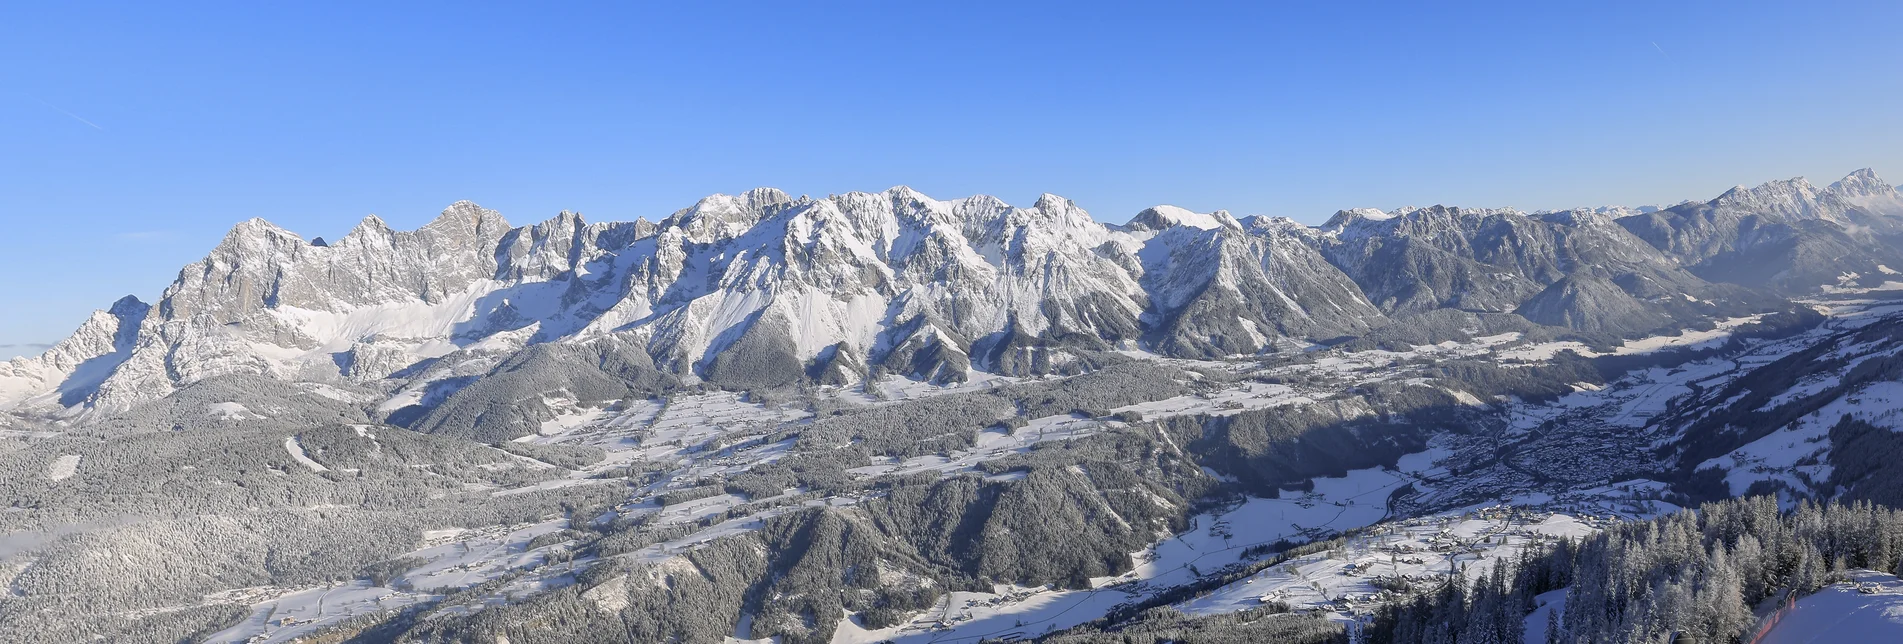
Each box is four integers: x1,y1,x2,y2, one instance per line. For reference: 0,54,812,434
1176,510,1595,619
1494,314,1768,363
204,519,572,644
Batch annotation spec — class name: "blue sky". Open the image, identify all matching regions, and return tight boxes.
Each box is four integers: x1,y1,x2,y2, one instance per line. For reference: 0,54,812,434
3,1,1902,356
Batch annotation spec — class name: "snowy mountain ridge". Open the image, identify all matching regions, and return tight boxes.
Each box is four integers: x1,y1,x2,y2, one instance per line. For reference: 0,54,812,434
5,170,1900,423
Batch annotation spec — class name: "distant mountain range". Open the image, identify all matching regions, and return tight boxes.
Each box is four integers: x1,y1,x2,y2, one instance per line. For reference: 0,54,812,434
4,170,1900,437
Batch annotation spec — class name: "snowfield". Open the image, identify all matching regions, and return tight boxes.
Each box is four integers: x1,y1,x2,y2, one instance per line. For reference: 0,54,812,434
43,454,80,482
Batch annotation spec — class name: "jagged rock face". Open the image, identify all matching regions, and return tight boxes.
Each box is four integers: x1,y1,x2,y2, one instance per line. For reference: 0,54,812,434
164,202,513,322
1317,207,1543,314
1618,170,1903,291
493,211,652,283
84,203,526,411
342,337,424,382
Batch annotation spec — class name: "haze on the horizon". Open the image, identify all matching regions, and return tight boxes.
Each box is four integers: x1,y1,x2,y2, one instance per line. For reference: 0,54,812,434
3,1,1902,358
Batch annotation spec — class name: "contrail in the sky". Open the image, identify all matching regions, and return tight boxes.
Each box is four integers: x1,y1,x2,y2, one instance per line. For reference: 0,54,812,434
1651,41,1670,59
31,96,104,130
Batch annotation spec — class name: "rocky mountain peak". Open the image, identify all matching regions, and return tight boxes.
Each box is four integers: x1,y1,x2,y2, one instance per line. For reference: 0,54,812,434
1827,168,1893,199
666,188,796,243
1320,208,1396,234
1711,176,1826,220
1824,169,1903,217
1028,193,1099,229
879,185,931,206
1032,192,1069,210
1125,205,1241,232
1535,208,1622,228
420,201,511,242
1242,215,1313,237
345,214,395,241
0,293,150,409
537,210,586,230
214,217,305,250
106,295,148,317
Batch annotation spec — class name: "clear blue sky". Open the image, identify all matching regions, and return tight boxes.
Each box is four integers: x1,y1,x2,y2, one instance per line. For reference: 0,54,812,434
4,1,1902,356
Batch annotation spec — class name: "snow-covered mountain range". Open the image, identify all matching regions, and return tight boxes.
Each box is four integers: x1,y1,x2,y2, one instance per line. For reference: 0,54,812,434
5,170,1903,644
5,171,1901,432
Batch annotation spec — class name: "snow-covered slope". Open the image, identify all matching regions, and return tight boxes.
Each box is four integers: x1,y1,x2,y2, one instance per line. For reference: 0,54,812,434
1759,570,1903,644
